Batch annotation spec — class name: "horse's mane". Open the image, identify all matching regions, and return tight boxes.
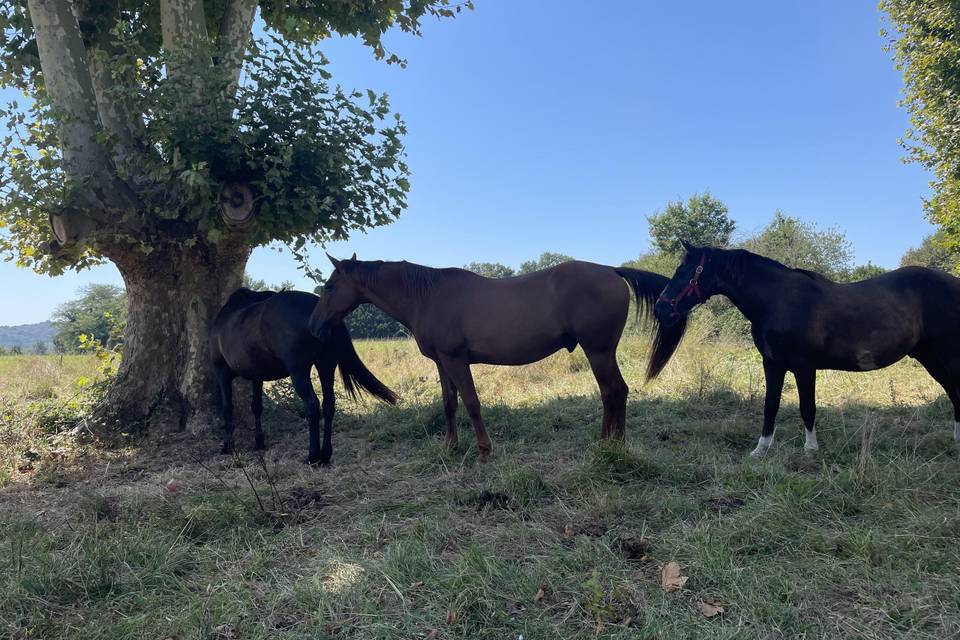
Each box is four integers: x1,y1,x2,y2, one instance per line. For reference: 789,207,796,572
350,260,445,300
723,249,832,283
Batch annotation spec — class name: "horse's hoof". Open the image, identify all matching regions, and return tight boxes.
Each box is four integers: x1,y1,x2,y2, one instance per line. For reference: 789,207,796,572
749,436,774,458
478,450,491,464
306,456,331,467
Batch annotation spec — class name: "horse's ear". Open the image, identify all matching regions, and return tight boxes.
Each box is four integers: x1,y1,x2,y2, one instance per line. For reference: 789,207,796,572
350,252,357,261
680,239,695,252
326,252,341,268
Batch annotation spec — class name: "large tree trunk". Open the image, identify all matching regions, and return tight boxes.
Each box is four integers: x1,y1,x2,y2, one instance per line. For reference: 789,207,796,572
100,239,250,433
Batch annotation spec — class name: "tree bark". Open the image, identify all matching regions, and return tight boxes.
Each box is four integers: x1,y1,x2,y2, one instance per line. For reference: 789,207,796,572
101,238,250,433
26,0,137,214
217,0,257,95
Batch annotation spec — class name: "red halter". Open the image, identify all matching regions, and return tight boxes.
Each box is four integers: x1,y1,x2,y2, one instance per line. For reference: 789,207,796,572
659,253,705,315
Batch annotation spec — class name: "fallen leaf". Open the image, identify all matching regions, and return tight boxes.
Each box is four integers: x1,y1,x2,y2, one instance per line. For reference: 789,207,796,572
410,581,425,589
213,624,238,640
563,524,574,539
505,600,527,615
164,478,182,493
697,597,725,618
660,562,688,593
534,587,546,602
446,610,458,625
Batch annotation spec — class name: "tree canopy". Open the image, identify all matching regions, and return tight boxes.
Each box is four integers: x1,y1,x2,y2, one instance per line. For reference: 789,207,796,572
740,211,854,280
900,231,953,271
517,252,573,274
881,0,960,265
0,1,470,275
464,261,515,278
647,192,735,256
51,283,127,352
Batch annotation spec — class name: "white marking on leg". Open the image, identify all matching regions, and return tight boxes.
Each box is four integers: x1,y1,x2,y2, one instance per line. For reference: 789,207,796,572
804,428,819,451
955,421,960,443
750,435,774,457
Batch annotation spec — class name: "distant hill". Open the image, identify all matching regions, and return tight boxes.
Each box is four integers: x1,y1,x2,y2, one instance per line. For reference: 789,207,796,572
0,321,56,349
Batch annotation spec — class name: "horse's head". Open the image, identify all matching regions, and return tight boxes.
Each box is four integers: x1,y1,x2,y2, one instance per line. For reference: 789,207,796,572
308,252,365,340
654,240,717,326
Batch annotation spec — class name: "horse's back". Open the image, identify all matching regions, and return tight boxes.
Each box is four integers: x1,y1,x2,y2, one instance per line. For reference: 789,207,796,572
212,289,323,380
878,267,960,337
423,261,629,362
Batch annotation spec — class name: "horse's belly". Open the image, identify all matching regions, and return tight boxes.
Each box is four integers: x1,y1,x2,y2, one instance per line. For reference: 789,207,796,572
823,350,905,372
467,334,569,366
227,352,289,381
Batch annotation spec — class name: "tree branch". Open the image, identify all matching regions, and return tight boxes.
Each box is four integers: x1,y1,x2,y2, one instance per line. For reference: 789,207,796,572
217,0,257,96
26,0,138,234
87,47,150,185
160,0,213,82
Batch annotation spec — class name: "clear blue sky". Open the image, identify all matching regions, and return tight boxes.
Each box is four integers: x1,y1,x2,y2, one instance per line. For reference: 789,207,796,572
0,0,933,325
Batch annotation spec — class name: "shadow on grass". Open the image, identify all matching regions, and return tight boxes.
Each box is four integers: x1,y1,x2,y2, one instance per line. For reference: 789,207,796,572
4,370,958,495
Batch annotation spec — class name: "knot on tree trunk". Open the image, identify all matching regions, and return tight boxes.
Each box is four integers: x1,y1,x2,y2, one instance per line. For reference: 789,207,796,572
49,207,97,248
219,182,255,227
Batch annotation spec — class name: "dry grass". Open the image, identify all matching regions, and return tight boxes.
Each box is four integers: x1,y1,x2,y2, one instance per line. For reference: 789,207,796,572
1,330,959,639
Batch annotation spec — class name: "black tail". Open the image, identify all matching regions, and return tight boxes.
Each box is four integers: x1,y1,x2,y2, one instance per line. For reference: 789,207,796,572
328,323,399,404
615,267,688,381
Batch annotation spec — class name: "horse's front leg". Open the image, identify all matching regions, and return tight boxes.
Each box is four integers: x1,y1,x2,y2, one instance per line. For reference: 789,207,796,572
752,357,786,457
215,365,236,455
251,380,265,450
291,369,323,465
794,368,819,452
317,361,337,465
437,362,460,450
438,354,492,462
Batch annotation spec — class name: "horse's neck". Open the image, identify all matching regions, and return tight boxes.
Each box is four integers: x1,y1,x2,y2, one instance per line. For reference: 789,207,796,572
715,257,784,322
362,264,423,330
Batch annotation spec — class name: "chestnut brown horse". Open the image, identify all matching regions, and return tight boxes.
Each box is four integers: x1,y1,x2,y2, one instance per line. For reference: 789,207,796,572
308,255,686,461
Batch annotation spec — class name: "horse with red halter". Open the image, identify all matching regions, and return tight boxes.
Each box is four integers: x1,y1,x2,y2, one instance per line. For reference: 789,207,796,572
654,241,960,456
308,254,686,461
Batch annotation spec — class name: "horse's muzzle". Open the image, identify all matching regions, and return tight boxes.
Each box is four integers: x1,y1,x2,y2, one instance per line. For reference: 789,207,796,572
653,300,683,327
308,316,331,340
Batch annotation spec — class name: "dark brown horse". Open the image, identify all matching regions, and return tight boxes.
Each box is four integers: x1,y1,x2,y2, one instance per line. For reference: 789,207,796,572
654,242,960,455
210,288,397,464
308,255,686,461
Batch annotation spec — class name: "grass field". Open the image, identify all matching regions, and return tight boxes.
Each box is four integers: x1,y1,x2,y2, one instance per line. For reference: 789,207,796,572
2,331,960,639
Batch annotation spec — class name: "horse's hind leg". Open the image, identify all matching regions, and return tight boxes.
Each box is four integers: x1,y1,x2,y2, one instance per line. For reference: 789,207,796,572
914,353,960,443
290,369,323,465
438,355,492,462
752,357,786,457
794,368,819,452
584,348,629,441
437,363,460,450
251,380,265,450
